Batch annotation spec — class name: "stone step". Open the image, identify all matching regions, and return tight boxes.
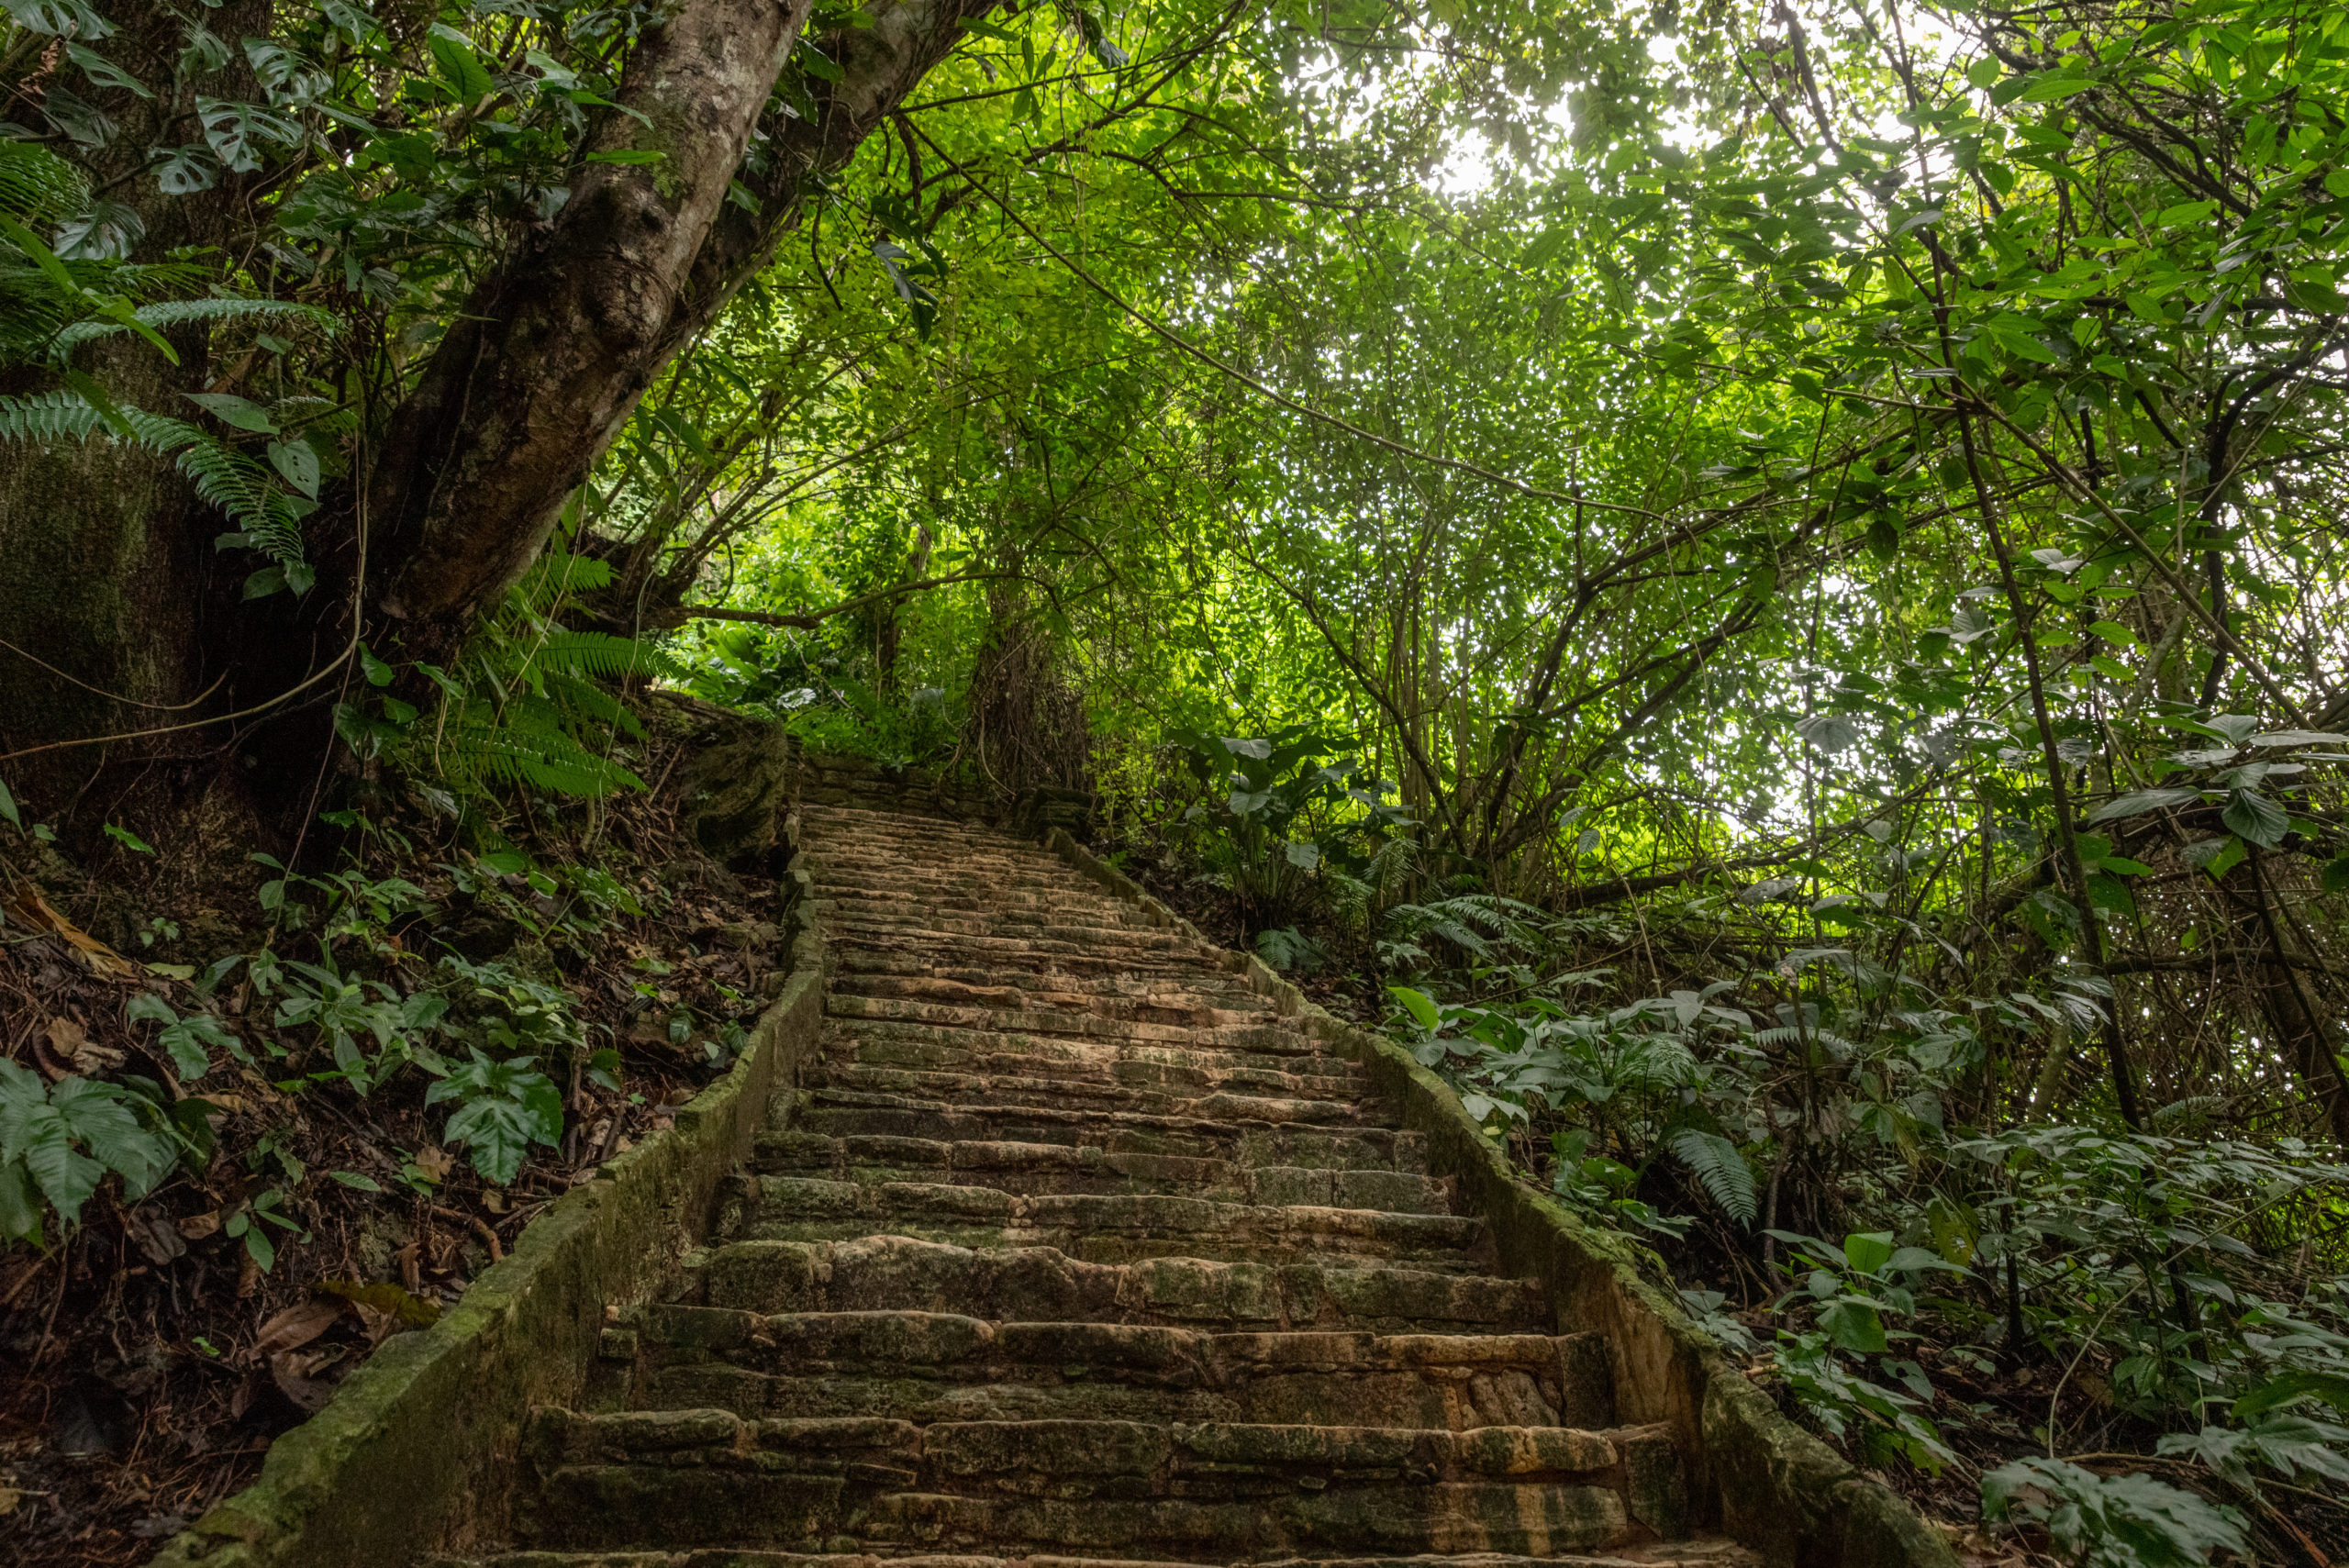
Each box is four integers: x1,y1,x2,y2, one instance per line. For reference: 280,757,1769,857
688,1237,1553,1334
823,994,1313,1053
834,948,1247,988
823,926,1210,969
785,1096,1425,1171
726,1181,1491,1270
518,1410,1689,1556
451,1545,1756,1568
613,1308,1615,1430
816,909,1182,951
818,1018,1345,1074
796,1080,1393,1137
811,877,1136,909
830,973,1283,1029
752,1133,1452,1211
807,1036,1359,1107
830,951,1275,1005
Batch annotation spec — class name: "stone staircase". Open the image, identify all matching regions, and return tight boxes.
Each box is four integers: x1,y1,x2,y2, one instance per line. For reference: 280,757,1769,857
453,803,1757,1568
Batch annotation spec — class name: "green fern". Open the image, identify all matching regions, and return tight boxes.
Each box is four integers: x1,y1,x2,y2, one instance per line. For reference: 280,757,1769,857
0,389,200,450
178,432,309,573
48,295,338,359
522,630,687,684
1668,1129,1757,1227
444,702,648,798
0,140,88,228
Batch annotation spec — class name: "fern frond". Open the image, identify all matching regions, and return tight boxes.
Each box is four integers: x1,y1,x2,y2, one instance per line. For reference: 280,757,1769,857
0,390,200,451
177,432,307,567
1668,1129,1757,1227
0,140,89,227
541,669,644,739
267,394,360,437
445,708,647,798
49,296,340,358
523,630,685,683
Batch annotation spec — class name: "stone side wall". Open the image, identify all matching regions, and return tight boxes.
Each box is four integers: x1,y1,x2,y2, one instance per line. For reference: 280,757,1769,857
149,854,831,1568
791,750,998,821
1041,827,1961,1568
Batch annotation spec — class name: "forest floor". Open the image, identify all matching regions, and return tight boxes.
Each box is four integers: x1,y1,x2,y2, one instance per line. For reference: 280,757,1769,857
0,702,791,1568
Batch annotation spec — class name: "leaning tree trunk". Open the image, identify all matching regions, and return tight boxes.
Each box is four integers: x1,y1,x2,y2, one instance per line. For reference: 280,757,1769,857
365,0,1002,662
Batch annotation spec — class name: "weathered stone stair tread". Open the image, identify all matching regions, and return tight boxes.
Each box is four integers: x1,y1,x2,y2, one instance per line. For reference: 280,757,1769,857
732,1181,1491,1269
815,1026,1361,1091
781,1104,1429,1172
832,972,1283,1021
800,1080,1390,1135
824,996,1319,1054
618,1307,1613,1429
826,1015,1335,1066
753,1133,1452,1209
452,1546,1753,1567
522,1410,1683,1554
690,1238,1553,1332
803,1066,1366,1127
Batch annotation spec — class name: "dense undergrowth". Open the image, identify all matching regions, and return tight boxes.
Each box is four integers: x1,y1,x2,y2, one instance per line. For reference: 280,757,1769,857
0,637,795,1563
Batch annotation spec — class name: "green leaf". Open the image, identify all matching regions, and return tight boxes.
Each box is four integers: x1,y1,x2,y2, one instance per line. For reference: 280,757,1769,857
0,775,17,828
183,392,277,434
2221,789,2288,849
1817,1296,1888,1353
429,32,495,104
2322,855,2349,895
265,438,318,497
104,821,155,853
2087,787,2202,824
1389,985,1441,1029
1843,1231,1895,1274
327,1169,384,1192
586,148,665,165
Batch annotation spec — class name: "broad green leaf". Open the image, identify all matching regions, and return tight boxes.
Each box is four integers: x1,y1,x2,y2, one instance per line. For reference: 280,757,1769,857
2220,789,2288,849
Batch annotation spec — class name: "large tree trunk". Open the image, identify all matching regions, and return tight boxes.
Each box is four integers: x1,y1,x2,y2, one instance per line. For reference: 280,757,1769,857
0,1,273,821
366,0,1000,660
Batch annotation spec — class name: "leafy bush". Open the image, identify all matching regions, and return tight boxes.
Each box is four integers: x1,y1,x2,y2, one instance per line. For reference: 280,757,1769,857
425,1051,563,1185
1983,1458,2247,1568
0,1062,177,1244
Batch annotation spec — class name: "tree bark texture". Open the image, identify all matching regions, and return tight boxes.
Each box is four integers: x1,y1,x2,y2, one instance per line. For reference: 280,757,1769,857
368,0,1003,655
0,1,273,807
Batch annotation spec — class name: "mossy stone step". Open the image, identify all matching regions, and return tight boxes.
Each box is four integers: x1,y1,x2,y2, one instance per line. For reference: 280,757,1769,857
518,1410,1678,1556
728,1181,1491,1270
781,1098,1425,1170
687,1237,1553,1333
814,1022,1360,1089
611,1307,1614,1431
751,1133,1452,1210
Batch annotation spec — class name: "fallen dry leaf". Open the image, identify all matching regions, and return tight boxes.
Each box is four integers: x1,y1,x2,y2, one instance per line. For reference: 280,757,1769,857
268,1349,335,1413
317,1277,441,1328
252,1296,343,1358
50,1016,127,1076
6,887,138,978
411,1144,454,1181
128,1207,187,1265
176,1209,222,1240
